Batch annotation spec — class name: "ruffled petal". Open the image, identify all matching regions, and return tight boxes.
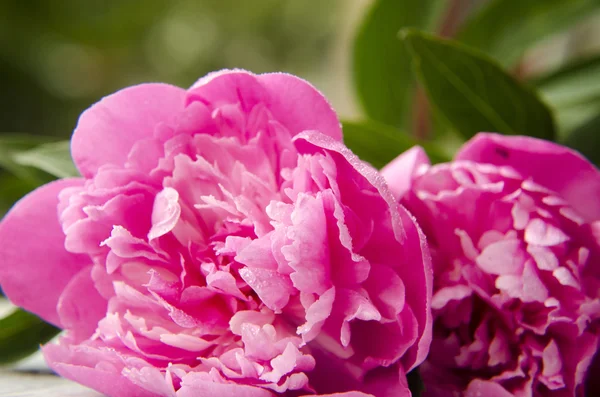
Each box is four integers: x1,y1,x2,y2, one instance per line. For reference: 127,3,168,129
71,83,186,178
310,393,374,397
0,178,87,326
189,70,342,141
57,266,107,342
177,371,274,397
381,146,430,200
464,379,513,397
293,130,433,371
43,341,162,397
259,73,342,141
188,70,268,114
456,133,600,222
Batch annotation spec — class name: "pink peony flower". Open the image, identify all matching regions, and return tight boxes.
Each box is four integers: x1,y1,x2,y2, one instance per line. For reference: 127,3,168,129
0,70,432,397
382,133,600,397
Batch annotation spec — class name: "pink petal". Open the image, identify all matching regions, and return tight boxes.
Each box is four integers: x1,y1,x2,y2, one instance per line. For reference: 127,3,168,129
229,310,275,336
283,192,330,295
336,289,382,347
527,245,559,271
57,266,107,342
476,239,525,275
524,218,569,246
259,73,342,141
43,342,160,397
352,305,419,368
540,340,565,390
0,178,87,326
308,393,375,397
456,133,600,222
298,287,336,343
362,365,411,397
189,70,342,141
178,371,274,397
488,331,511,367
381,146,430,200
234,235,278,270
188,70,267,115
71,83,186,178
431,285,472,310
465,379,513,397
148,187,181,240
293,130,433,370
363,263,407,319
239,266,295,312
123,366,177,397
307,349,408,397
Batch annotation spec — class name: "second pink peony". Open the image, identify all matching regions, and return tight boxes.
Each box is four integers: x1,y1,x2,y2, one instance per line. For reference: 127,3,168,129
383,133,600,397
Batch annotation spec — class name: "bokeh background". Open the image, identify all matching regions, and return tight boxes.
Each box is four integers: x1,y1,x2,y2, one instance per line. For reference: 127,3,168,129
1,0,348,138
1,0,600,215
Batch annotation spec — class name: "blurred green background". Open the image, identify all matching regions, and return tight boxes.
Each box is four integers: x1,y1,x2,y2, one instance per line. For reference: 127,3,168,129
0,0,343,136
2,0,600,213
1,0,600,213
0,0,351,215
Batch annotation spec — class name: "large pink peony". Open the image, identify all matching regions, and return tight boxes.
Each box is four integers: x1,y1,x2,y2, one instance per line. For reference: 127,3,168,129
0,70,432,397
382,133,600,396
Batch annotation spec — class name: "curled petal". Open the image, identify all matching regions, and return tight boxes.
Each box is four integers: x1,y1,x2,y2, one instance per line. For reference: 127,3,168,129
72,84,186,178
0,178,87,326
382,146,430,200
457,133,600,222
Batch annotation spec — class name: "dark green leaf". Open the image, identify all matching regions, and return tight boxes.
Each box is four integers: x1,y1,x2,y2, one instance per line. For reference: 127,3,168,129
401,30,556,140
352,0,446,129
457,0,600,67
563,113,600,166
553,99,600,139
0,172,43,217
342,120,450,169
13,141,79,179
0,134,59,183
0,308,60,365
0,134,59,151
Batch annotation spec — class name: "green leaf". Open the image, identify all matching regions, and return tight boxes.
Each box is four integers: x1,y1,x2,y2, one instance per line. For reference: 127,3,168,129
352,0,446,129
0,172,41,217
0,308,60,365
0,134,59,183
534,55,600,108
13,140,79,179
0,134,59,152
532,55,600,138
563,113,600,166
553,99,600,139
342,120,450,169
0,135,66,217
532,57,600,139
457,0,600,67
401,30,556,141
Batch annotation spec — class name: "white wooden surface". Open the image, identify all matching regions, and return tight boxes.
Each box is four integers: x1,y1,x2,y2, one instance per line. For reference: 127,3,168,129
0,366,102,396
0,301,102,397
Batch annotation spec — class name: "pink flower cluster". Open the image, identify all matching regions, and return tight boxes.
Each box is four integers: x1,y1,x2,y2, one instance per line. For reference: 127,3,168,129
383,134,600,396
0,70,431,397
0,70,599,397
